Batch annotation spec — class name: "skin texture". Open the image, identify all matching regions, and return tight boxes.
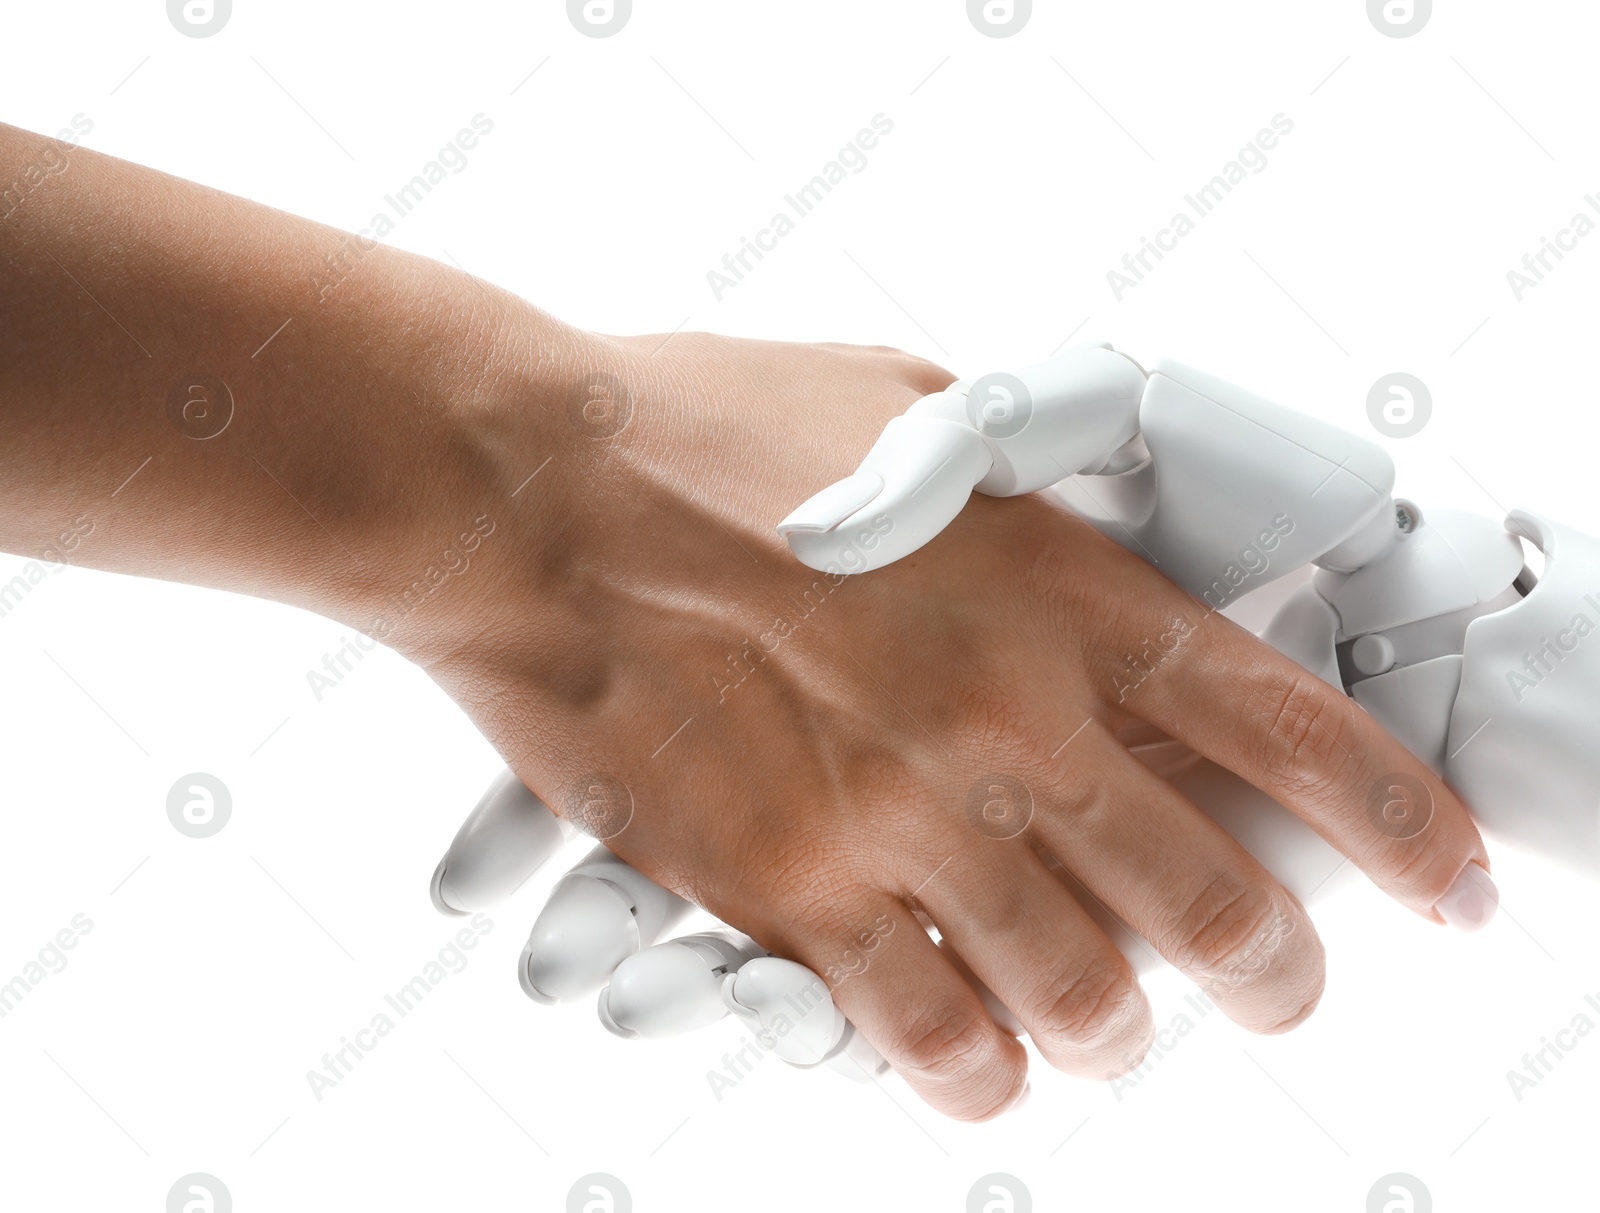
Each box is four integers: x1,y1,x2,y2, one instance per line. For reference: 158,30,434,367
0,123,1493,1121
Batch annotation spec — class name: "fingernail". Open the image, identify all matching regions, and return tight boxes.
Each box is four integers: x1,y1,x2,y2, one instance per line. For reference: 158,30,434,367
1434,860,1498,931
1007,1080,1032,1112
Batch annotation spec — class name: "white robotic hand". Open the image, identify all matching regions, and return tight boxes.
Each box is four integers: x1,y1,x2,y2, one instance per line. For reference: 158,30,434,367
430,341,1600,1094
776,344,1148,574
429,770,890,1081
600,931,759,1040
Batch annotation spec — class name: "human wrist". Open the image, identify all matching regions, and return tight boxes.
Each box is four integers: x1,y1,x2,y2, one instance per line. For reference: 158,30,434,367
351,301,625,670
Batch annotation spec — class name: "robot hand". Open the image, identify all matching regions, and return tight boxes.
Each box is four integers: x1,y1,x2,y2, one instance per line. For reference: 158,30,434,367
430,342,1600,1090
428,769,891,1081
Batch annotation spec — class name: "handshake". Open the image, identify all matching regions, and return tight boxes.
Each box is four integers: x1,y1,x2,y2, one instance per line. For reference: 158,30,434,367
429,343,1600,1091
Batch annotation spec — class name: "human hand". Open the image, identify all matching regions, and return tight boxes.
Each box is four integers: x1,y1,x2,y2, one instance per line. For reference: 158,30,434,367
398,323,1494,1121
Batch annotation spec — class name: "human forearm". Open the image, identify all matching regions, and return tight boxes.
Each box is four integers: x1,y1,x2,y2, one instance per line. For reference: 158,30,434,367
0,120,583,649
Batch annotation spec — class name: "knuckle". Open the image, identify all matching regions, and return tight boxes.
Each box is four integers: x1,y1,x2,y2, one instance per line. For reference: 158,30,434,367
1161,872,1294,986
787,883,885,949
1053,770,1111,825
834,742,923,828
904,361,956,395
891,1006,1001,1089
1251,674,1354,791
947,675,1036,758
872,343,949,376
942,875,1030,935
1007,518,1158,681
1024,957,1143,1047
741,858,881,953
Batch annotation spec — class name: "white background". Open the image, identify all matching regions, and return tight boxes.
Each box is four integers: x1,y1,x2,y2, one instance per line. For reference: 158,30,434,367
2,1,1598,1210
